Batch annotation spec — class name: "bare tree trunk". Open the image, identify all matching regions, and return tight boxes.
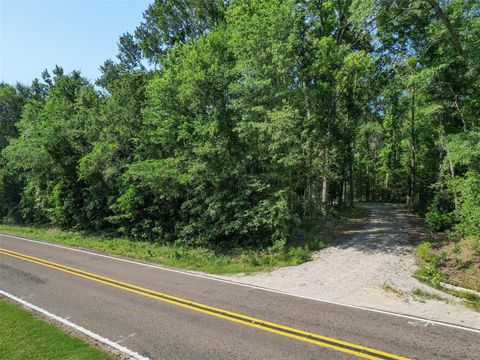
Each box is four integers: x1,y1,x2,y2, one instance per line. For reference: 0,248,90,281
348,142,354,206
338,179,344,206
453,98,467,132
385,172,389,201
366,166,370,202
448,158,459,210
303,79,312,216
299,14,313,216
322,176,328,205
322,9,346,207
408,90,417,207
322,87,337,207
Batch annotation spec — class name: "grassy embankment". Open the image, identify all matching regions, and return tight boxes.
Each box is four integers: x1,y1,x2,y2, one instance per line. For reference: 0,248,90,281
0,299,115,360
0,207,366,275
415,235,480,311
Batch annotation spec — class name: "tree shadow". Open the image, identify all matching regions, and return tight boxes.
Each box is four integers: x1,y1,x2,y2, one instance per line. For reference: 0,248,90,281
332,203,430,256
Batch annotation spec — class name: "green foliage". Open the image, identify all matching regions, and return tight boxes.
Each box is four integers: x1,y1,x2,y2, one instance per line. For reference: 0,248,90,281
0,83,26,219
0,223,318,274
444,132,480,238
417,242,433,262
0,84,24,150
453,243,461,254
135,0,226,62
2,71,99,228
425,203,456,232
1,0,480,260
448,290,480,312
415,263,444,288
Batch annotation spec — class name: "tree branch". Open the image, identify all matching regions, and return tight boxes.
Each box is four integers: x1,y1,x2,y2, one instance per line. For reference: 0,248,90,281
422,0,465,59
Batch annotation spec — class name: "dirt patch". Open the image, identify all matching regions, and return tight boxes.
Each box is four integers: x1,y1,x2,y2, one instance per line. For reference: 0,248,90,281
219,203,480,329
427,236,480,292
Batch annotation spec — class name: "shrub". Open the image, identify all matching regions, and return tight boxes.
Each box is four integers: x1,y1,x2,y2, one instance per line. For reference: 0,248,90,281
415,264,443,288
453,244,461,254
425,206,455,232
417,242,432,262
445,132,480,238
287,246,310,265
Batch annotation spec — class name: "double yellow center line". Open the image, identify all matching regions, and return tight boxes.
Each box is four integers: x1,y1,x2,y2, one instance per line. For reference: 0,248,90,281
0,247,408,360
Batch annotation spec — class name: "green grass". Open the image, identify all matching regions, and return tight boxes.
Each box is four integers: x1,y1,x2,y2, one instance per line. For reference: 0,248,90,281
411,288,448,303
446,289,480,312
0,207,368,274
415,239,480,312
382,283,406,297
0,299,115,360
0,223,327,274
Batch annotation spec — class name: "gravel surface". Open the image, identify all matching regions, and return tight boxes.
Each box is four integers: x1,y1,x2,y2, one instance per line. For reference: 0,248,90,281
220,203,480,329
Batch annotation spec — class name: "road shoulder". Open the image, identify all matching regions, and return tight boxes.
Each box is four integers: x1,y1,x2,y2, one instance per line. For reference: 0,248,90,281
218,204,480,329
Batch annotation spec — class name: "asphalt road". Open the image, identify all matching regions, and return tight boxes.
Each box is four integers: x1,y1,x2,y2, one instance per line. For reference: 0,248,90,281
1,233,479,360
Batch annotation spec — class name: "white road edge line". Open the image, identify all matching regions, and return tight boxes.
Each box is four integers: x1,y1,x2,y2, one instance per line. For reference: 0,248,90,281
0,289,149,360
2,232,480,334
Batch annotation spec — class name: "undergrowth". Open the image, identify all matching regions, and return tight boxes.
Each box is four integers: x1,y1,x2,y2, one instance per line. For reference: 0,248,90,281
0,217,335,275
415,237,480,311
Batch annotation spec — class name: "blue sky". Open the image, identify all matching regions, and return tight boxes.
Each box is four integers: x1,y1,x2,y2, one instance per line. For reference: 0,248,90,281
1,0,151,84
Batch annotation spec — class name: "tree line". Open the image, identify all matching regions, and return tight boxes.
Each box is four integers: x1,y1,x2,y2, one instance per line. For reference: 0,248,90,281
1,0,479,249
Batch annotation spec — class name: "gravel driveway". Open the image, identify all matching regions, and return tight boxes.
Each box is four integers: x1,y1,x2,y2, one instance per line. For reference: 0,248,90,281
220,203,480,329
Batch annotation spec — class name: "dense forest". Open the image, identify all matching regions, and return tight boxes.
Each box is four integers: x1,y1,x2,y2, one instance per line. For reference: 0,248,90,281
1,0,479,250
